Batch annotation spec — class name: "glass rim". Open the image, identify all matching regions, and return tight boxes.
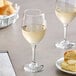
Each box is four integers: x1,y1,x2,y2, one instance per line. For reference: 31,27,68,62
24,9,45,16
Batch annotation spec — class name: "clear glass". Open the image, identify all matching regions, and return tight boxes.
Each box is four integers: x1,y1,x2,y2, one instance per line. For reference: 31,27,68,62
55,0,76,49
22,9,46,72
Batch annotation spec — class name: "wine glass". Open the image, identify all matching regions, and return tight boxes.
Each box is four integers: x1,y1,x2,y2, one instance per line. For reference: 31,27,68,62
55,0,76,49
22,9,46,72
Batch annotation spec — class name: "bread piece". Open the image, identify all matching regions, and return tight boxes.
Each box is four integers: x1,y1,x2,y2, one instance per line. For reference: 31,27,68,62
6,5,15,15
0,0,4,7
3,0,12,5
0,0,15,15
64,50,76,62
0,5,9,15
61,61,76,72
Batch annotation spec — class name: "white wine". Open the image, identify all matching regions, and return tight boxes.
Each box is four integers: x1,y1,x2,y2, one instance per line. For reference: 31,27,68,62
22,25,46,44
55,3,76,24
55,9,76,24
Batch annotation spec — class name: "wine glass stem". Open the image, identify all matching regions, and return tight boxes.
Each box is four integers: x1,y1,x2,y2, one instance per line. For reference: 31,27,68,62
32,44,37,63
64,24,68,41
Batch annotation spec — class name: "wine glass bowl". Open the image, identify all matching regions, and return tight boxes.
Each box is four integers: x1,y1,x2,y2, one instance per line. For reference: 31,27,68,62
22,9,46,72
55,0,76,49
22,24,46,44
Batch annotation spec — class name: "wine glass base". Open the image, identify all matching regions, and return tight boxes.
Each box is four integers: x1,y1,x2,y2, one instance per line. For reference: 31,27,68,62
55,40,75,49
24,62,44,73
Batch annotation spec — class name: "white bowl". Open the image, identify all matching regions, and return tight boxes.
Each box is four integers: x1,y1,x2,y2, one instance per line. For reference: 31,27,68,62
0,4,20,28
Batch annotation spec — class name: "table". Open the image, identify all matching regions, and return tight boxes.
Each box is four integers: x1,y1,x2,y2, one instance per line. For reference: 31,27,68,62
1,0,76,76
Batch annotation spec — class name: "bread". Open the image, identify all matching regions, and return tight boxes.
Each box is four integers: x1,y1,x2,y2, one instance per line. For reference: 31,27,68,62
6,4,15,15
0,0,15,15
0,0,4,7
61,50,76,72
3,0,12,5
0,5,9,15
64,50,76,61
61,61,76,72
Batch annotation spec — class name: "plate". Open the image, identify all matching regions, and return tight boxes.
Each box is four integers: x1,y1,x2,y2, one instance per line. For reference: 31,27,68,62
56,57,76,75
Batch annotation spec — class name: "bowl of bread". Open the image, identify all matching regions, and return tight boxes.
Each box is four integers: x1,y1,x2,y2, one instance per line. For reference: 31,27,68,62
56,50,76,74
0,0,19,28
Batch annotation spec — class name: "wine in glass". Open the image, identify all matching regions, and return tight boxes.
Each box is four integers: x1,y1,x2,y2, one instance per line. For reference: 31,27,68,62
22,9,46,72
55,0,76,49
